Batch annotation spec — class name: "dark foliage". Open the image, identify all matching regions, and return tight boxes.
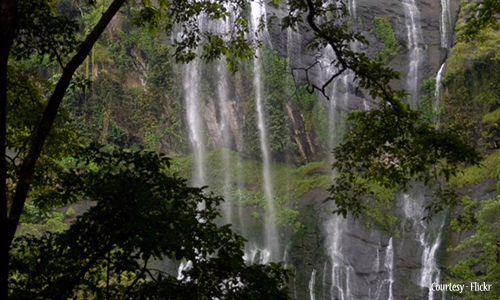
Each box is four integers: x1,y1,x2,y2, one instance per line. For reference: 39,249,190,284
9,145,291,299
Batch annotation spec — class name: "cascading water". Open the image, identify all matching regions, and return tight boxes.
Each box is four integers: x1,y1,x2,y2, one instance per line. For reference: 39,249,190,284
184,58,205,187
217,63,233,225
384,238,394,300
440,0,452,48
250,0,280,260
402,0,424,106
243,246,271,265
434,63,445,129
370,243,381,298
346,0,357,20
212,10,234,224
371,239,394,300
325,216,354,300
173,0,456,298
309,269,317,300
403,194,443,300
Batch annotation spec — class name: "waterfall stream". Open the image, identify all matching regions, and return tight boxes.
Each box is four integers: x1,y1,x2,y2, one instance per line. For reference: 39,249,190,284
250,0,279,260
402,0,424,106
217,64,233,224
435,63,445,128
403,194,444,300
440,0,452,48
371,239,395,300
384,238,394,300
309,269,317,300
175,0,454,298
326,217,354,300
184,58,205,187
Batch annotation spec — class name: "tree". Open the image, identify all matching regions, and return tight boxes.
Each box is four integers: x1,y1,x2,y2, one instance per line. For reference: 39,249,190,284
281,0,480,218
459,0,500,42
1,0,255,297
0,0,493,297
9,145,291,299
448,195,500,299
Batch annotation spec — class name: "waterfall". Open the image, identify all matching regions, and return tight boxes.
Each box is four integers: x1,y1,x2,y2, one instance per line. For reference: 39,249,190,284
184,59,205,187
328,78,338,163
217,64,233,225
309,269,317,300
243,245,271,264
342,74,350,108
250,0,279,260
370,243,380,299
215,59,233,226
347,0,357,21
403,194,443,300
385,238,394,300
375,243,381,274
283,247,289,268
401,0,424,106
322,262,328,295
440,0,452,48
373,239,394,300
174,0,450,298
434,63,445,128
207,6,234,225
326,216,354,300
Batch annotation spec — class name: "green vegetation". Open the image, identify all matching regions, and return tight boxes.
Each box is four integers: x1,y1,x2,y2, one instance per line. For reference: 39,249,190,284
442,28,500,149
362,180,398,232
330,106,479,219
9,146,292,299
373,17,401,64
64,13,186,152
3,0,499,297
449,196,478,233
16,204,67,237
449,196,500,299
418,77,439,124
172,149,332,227
483,107,500,123
65,207,75,218
450,150,500,188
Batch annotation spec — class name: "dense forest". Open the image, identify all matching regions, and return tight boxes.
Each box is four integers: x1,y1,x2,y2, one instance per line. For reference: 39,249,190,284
2,0,500,299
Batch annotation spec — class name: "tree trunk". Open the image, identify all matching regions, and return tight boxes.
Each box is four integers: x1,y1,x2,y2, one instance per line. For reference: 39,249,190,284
1,0,20,297
2,0,126,297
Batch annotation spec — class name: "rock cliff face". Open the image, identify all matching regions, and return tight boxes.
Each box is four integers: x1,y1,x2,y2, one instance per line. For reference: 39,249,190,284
172,1,466,298
285,188,449,300
266,1,466,299
270,0,461,111
100,1,474,298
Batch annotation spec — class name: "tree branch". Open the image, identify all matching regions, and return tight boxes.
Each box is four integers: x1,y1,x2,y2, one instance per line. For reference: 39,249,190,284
7,0,127,246
300,0,401,112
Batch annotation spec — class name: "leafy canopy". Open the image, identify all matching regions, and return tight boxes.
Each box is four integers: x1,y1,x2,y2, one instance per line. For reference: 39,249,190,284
10,145,291,299
449,196,500,299
280,0,481,218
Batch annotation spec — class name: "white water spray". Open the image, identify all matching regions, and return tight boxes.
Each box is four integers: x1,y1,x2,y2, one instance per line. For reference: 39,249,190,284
402,0,424,106
309,269,317,300
373,239,394,300
385,238,394,300
250,0,279,260
326,216,354,300
440,0,452,48
184,59,205,187
403,194,443,300
434,63,445,128
218,71,233,224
